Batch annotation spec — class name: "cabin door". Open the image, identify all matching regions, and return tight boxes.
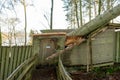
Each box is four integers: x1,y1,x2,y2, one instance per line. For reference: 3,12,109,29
39,38,56,64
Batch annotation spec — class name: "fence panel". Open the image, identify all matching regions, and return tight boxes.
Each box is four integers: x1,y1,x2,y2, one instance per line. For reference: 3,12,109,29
0,46,33,80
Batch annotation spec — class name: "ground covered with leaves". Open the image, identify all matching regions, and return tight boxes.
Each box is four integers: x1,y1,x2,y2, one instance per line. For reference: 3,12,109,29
70,64,120,80
31,66,57,80
31,64,120,80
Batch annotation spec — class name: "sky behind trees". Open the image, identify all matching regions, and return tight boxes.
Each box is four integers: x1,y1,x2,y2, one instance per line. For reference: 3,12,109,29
0,0,68,33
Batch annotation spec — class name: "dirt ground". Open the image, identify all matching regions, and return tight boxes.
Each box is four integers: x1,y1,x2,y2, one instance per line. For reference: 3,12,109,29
31,65,120,80
31,66,57,80
70,64,120,80
71,70,120,80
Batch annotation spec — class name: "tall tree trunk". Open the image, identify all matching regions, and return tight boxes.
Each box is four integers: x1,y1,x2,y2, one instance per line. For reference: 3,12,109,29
107,0,110,10
67,4,120,36
107,0,111,23
75,1,79,28
50,0,54,30
79,0,83,26
89,0,91,21
23,0,27,45
93,0,97,16
98,0,102,15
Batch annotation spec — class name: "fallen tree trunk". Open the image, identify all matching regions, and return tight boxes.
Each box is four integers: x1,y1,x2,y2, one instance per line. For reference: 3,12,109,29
67,4,120,36
46,4,120,60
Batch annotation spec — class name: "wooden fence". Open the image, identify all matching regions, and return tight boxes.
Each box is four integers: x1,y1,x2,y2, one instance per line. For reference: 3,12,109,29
0,46,36,80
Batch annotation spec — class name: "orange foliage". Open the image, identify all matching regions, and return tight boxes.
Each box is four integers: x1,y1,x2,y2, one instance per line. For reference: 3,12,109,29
65,36,82,46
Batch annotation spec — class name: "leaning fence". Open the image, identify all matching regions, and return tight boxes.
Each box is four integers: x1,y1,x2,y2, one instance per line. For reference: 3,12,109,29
0,46,36,80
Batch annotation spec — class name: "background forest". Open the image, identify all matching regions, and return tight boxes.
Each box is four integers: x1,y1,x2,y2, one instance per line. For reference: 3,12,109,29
62,0,120,28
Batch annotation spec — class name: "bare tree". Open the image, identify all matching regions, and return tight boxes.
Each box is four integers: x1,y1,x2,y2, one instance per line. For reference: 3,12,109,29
50,0,54,30
74,0,80,28
98,0,102,15
107,0,110,10
21,0,27,45
89,0,92,21
79,0,83,26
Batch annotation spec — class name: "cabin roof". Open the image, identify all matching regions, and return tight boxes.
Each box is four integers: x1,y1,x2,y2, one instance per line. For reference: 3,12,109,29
33,32,66,37
40,29,74,33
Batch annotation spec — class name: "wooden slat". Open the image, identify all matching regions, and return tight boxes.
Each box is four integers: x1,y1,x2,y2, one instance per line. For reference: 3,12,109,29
8,47,15,75
19,46,23,64
26,46,30,59
26,46,29,59
0,47,7,80
4,47,10,79
28,46,32,58
118,32,120,62
17,46,23,77
19,46,24,75
20,46,25,64
116,32,120,62
17,60,35,80
13,46,19,71
57,56,72,80
29,46,33,57
25,46,29,60
16,46,21,67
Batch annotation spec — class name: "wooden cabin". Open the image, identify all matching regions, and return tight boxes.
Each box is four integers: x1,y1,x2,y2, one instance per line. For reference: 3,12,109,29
33,24,120,67
33,32,66,65
62,24,120,67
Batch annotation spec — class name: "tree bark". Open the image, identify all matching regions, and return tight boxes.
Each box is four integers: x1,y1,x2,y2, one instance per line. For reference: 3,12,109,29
107,0,110,10
50,0,54,30
67,4,120,36
93,0,97,16
79,0,83,26
89,0,91,21
98,0,102,15
23,0,27,46
74,1,79,28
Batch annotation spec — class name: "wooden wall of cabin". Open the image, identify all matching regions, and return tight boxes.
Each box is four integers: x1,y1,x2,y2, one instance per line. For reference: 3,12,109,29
115,31,120,62
33,35,66,65
62,29,115,66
